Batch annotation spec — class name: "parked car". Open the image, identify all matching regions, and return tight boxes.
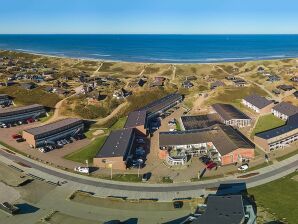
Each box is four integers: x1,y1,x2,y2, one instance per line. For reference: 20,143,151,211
206,162,217,170
173,201,184,209
136,138,145,144
199,156,211,164
238,164,249,171
12,134,22,139
142,172,151,182
16,138,25,143
26,118,34,123
74,166,89,174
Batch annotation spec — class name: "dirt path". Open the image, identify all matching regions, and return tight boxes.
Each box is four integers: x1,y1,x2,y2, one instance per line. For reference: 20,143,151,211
94,101,128,125
190,94,209,114
45,85,83,123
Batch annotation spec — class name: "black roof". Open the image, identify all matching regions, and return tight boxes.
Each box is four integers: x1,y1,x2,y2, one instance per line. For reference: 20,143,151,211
0,104,45,117
139,93,182,115
181,114,220,130
24,118,83,137
194,195,245,224
243,95,273,109
273,102,298,117
96,128,134,159
124,110,147,128
212,103,251,121
256,113,298,140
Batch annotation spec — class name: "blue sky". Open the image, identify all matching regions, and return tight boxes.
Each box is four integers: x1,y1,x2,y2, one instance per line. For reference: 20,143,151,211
0,0,298,34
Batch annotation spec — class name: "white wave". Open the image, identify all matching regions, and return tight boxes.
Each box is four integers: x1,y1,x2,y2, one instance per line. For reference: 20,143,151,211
90,53,111,57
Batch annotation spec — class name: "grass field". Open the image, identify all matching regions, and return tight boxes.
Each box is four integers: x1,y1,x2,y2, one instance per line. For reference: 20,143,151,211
110,117,127,131
64,135,107,163
0,86,61,108
249,172,298,223
251,114,285,137
276,148,298,161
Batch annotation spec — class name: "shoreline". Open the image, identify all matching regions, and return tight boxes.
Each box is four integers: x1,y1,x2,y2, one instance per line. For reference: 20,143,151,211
1,48,297,65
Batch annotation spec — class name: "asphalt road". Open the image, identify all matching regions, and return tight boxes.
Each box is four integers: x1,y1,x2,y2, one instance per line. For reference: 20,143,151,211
1,150,297,192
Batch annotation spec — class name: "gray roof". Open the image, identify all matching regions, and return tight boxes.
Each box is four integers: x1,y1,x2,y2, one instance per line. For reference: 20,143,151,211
273,102,298,117
159,124,254,156
139,93,182,115
256,113,298,140
0,104,45,117
194,195,245,224
24,118,83,137
124,110,147,128
243,95,273,109
96,128,134,159
212,103,251,121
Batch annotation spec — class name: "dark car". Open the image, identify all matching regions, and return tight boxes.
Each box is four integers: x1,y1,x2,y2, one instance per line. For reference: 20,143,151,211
199,156,210,164
142,172,152,182
173,201,184,209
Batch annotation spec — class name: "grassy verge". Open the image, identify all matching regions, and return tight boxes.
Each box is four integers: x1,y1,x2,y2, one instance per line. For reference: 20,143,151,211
64,135,107,163
0,140,28,157
109,116,127,131
109,174,142,182
39,110,54,123
276,149,298,161
175,119,182,131
251,114,285,137
249,172,298,224
246,161,273,172
161,176,173,183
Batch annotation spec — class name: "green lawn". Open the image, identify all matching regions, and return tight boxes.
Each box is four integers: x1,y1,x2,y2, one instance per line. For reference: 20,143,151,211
249,172,298,223
110,116,127,131
64,135,107,163
276,149,298,161
251,114,285,137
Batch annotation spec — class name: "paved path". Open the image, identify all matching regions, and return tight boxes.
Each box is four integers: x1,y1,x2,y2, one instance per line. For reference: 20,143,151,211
0,147,297,201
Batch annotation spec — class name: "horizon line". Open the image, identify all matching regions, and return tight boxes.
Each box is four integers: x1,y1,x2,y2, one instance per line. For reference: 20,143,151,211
1,33,298,35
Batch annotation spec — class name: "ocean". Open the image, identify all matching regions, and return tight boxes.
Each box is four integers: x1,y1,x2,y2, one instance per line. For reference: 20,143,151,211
1,34,298,63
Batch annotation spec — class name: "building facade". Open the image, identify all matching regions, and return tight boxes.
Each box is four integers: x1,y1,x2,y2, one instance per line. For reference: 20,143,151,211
242,95,274,114
212,103,252,128
272,102,298,120
93,128,136,170
0,104,46,124
159,124,254,166
0,94,11,106
23,118,84,148
254,113,298,152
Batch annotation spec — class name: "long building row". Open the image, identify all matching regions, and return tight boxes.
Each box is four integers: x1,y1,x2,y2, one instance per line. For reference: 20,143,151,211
93,93,183,170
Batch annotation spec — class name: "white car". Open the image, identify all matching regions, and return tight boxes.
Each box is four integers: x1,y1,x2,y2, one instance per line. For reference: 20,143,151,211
238,164,249,171
74,166,89,174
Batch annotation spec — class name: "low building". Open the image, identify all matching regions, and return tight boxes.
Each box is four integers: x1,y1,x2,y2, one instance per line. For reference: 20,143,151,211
124,110,147,135
277,84,295,92
242,95,274,114
212,103,251,128
254,113,298,152
0,94,11,106
159,124,254,166
0,104,46,124
182,80,194,89
210,80,225,90
139,93,183,119
23,118,84,148
192,195,256,224
272,102,298,120
233,78,247,87
180,114,220,130
93,128,136,170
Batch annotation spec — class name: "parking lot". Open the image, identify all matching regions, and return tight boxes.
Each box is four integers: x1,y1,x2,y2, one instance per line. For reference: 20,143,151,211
0,122,91,169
